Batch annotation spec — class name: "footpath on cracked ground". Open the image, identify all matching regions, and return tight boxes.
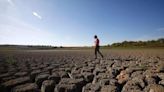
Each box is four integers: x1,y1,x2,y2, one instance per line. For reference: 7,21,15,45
0,49,164,92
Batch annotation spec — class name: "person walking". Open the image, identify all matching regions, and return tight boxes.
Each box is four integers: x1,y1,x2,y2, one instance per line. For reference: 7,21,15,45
94,35,104,59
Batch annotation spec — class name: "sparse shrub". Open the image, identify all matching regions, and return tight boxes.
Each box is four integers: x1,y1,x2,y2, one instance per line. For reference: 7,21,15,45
5,56,17,65
138,64,147,71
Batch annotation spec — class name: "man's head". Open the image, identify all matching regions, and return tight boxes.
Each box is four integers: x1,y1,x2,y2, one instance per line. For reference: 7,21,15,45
94,35,97,39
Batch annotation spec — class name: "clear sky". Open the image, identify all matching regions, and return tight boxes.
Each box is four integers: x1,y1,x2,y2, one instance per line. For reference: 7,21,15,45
0,0,164,46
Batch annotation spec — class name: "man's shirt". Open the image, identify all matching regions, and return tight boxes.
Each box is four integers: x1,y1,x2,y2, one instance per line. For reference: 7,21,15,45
95,38,99,46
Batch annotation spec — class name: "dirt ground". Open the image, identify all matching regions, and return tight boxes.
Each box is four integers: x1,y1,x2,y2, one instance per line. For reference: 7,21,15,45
0,49,164,92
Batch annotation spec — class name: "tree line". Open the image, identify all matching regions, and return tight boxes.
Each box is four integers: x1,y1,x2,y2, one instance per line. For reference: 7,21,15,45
107,38,164,48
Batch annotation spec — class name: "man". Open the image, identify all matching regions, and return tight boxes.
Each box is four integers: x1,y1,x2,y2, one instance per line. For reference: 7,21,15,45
94,35,104,59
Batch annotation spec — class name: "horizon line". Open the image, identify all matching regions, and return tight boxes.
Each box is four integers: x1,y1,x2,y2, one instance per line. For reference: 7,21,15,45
0,37,163,47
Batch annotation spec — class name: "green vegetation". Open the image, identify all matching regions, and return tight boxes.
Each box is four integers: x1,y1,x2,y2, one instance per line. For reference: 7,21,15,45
5,56,16,65
105,38,164,48
138,64,148,71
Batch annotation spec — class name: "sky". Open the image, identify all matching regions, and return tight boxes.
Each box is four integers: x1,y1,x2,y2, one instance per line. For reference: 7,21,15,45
0,0,164,46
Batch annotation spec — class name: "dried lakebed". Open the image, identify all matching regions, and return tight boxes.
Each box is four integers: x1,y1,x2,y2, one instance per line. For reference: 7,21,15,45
0,49,164,92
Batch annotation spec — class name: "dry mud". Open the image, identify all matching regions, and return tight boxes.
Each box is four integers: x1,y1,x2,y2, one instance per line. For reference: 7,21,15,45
0,49,164,92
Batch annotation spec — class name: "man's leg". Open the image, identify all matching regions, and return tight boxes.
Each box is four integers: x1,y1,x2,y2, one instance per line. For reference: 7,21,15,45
97,47,103,58
95,47,98,59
